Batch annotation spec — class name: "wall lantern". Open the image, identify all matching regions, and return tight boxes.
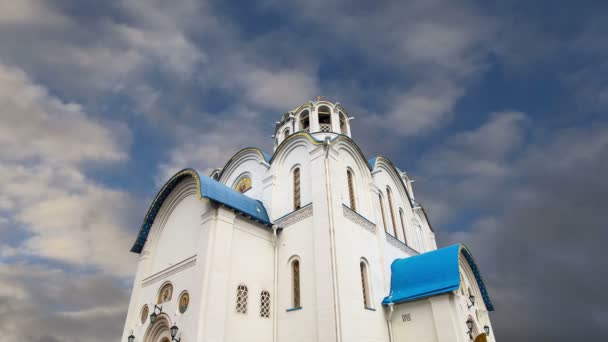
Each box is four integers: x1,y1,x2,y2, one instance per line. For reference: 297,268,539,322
127,332,135,342
467,295,476,309
484,325,491,336
466,318,474,339
150,305,163,324
170,324,180,342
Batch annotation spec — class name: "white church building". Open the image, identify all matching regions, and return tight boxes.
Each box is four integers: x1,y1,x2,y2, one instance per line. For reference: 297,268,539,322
121,99,496,342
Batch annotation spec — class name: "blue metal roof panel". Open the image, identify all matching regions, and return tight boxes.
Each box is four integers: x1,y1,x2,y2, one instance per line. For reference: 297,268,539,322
131,169,271,253
382,244,494,311
199,173,270,224
368,157,378,169
261,152,272,163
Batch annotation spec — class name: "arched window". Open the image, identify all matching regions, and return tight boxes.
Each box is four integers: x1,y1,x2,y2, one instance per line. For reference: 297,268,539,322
386,187,398,237
318,106,332,132
299,110,310,132
157,282,173,304
339,112,348,134
260,290,271,318
347,169,356,211
360,260,371,308
399,209,407,244
293,167,301,210
291,259,301,308
236,284,248,313
378,193,387,233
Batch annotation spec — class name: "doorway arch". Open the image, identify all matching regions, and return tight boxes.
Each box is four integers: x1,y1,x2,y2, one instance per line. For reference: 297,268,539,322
144,314,172,342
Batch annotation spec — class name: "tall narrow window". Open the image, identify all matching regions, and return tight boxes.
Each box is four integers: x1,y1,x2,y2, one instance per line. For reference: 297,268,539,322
339,112,348,135
360,261,371,308
399,209,407,244
347,169,356,211
318,106,332,132
293,167,301,210
378,194,387,232
292,259,301,308
260,291,271,318
300,110,310,132
386,187,398,237
236,284,248,313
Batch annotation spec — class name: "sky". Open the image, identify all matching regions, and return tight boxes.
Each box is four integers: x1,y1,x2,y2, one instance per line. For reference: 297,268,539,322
0,0,606,341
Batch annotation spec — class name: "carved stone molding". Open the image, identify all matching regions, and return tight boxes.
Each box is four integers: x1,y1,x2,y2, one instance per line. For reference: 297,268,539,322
142,255,197,287
385,233,419,255
342,204,376,234
275,203,313,227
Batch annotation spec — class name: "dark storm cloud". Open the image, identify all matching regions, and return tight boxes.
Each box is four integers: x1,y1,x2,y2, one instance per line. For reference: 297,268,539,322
416,118,608,341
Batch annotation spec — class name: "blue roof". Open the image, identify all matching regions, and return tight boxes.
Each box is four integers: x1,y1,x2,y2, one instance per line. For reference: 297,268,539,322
261,152,272,163
368,157,378,169
382,244,494,311
131,168,271,253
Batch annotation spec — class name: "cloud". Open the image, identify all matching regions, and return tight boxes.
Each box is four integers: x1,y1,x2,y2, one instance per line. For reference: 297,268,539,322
0,63,136,276
0,263,129,342
417,114,608,341
415,111,527,224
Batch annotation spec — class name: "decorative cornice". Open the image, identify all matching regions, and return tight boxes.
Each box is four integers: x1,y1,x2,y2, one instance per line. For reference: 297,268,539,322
274,203,313,227
385,232,419,255
342,204,376,234
142,255,197,287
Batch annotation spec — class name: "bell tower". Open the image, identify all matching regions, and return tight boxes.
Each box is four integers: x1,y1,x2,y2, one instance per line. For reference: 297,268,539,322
273,99,352,150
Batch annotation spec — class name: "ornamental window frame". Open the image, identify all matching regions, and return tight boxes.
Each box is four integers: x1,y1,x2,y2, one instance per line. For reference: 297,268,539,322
260,290,271,318
233,173,253,194
236,284,249,314
157,282,173,304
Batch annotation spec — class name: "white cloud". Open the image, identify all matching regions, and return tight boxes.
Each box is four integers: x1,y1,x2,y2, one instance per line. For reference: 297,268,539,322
0,63,136,276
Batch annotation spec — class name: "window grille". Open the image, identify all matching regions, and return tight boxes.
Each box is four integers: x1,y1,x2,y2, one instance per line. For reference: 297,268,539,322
320,123,332,132
236,284,248,314
347,170,356,211
386,187,398,237
378,194,387,232
293,168,301,210
292,260,301,308
260,291,271,318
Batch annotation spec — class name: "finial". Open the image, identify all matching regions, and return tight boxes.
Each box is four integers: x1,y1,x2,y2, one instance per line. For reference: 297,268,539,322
316,95,325,101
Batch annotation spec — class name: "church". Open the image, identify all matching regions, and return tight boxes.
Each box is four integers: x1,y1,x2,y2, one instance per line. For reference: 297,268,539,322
121,99,496,342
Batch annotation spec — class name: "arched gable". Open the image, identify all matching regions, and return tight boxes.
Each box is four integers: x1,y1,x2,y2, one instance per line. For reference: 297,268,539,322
131,169,271,254
218,147,271,183
372,156,414,209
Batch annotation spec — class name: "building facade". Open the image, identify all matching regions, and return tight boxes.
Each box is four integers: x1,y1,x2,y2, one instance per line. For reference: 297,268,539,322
121,100,496,342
